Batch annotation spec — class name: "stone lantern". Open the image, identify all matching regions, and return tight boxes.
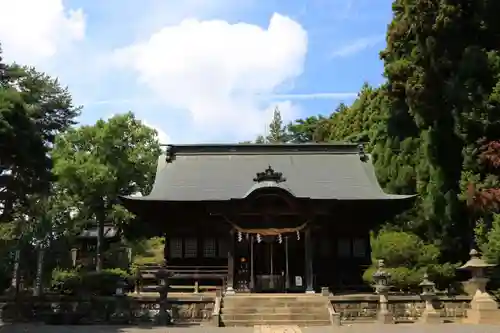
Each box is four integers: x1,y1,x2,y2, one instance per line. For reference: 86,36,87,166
458,249,499,324
419,273,441,324
372,259,393,324
112,278,129,323
115,279,127,297
156,268,171,325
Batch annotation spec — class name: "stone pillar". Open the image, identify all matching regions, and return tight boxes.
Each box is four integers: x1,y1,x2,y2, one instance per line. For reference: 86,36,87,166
304,228,314,293
419,273,441,324
0,301,4,326
459,249,500,325
226,229,235,295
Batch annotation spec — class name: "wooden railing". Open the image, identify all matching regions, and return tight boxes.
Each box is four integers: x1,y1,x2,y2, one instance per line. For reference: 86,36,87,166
135,265,229,294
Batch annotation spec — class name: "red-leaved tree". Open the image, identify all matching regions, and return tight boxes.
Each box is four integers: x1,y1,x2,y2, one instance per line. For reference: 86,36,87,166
467,141,500,212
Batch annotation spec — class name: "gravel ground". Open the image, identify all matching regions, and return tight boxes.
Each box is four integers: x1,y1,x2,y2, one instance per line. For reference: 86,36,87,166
1,324,500,333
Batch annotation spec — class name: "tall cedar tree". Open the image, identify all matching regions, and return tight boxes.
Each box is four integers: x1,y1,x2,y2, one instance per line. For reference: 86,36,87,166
266,107,288,143
378,0,500,260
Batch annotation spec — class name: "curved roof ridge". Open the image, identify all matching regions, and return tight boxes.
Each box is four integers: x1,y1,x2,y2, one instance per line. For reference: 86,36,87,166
161,143,360,156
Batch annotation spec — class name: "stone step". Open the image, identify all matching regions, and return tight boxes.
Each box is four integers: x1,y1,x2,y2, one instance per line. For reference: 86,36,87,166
222,319,331,327
223,299,328,305
223,295,324,301
221,313,330,321
221,307,328,314
222,303,328,309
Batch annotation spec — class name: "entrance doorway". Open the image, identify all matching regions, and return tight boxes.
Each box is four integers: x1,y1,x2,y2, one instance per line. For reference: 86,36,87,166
254,237,285,292
253,234,305,292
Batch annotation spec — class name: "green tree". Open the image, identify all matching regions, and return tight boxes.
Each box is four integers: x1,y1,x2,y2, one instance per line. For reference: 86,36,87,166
255,135,266,144
0,46,80,223
52,112,161,271
287,115,331,143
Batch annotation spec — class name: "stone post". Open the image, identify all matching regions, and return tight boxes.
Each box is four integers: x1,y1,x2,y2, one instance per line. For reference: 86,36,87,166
459,249,500,325
372,259,394,324
419,273,441,324
0,302,4,326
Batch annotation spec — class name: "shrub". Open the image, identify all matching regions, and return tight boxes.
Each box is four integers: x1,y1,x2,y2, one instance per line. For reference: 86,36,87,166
51,268,132,296
51,268,81,294
363,230,458,291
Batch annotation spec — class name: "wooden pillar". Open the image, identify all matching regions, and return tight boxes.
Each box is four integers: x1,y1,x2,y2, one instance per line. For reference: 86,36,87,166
163,235,168,266
226,228,235,294
250,235,255,291
305,228,314,293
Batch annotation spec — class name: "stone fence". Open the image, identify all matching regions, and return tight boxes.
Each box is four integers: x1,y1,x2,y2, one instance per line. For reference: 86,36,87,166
330,294,471,324
0,293,474,326
0,294,215,325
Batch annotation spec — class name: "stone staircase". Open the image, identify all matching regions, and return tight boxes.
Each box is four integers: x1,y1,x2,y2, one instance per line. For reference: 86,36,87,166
220,294,331,327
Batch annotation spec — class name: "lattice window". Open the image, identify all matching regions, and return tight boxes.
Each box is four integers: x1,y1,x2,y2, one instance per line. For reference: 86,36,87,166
170,238,183,258
337,238,351,258
218,238,228,258
184,237,198,258
352,238,366,258
203,238,216,258
320,237,332,256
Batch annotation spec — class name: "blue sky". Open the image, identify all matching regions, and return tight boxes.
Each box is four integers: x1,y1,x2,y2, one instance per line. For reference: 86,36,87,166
0,0,394,143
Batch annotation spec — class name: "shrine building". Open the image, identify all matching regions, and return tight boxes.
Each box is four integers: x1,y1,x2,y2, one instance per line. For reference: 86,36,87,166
120,143,416,294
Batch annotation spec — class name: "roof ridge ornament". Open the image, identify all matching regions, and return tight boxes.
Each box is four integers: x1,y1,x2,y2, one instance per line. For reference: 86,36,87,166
358,143,368,162
253,165,286,183
165,145,175,163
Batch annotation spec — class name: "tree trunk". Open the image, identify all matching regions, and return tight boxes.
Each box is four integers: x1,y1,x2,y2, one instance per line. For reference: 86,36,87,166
33,247,45,296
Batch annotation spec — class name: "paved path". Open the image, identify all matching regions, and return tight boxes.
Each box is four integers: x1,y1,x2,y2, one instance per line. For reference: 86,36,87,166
1,324,500,333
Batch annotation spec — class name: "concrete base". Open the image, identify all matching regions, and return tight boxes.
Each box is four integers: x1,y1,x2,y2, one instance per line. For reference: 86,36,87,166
225,287,236,295
305,289,316,294
463,309,500,325
420,311,441,324
377,311,394,324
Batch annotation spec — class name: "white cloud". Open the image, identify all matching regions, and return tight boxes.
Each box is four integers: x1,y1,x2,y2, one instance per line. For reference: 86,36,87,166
112,13,308,141
331,35,384,58
143,121,171,144
271,92,357,100
0,0,85,65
